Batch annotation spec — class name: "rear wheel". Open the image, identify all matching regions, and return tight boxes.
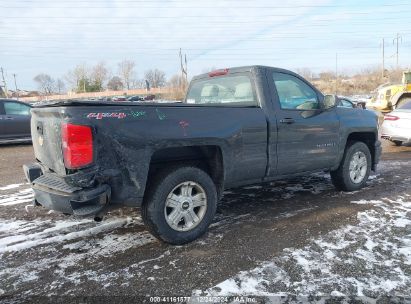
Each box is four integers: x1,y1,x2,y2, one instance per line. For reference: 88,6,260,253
330,141,371,191
142,166,217,244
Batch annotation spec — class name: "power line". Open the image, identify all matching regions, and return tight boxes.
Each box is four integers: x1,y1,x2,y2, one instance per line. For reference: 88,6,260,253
3,17,411,24
2,31,410,40
2,3,410,8
3,10,411,18
0,50,384,59
6,0,409,3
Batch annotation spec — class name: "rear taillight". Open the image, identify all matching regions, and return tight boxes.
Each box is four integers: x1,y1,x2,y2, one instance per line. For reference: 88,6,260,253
61,123,93,169
384,115,400,121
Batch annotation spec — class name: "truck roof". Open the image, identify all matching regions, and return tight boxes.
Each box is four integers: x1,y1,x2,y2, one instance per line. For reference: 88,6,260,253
192,65,290,80
191,65,294,81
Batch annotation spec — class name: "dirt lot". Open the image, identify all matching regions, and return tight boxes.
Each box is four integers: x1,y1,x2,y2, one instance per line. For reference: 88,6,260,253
0,141,410,303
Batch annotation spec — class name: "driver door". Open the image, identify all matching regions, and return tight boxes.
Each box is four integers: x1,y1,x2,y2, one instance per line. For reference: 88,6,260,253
270,71,340,175
2,101,31,139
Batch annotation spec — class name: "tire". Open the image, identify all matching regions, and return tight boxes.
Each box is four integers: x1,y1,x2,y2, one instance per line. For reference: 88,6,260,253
393,140,403,146
396,97,411,109
142,166,217,244
330,141,372,192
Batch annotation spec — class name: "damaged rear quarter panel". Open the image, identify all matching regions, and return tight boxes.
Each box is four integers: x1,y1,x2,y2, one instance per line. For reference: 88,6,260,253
58,104,250,207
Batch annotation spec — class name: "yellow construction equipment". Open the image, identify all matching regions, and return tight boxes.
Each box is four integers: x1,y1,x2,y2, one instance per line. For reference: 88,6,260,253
366,71,411,112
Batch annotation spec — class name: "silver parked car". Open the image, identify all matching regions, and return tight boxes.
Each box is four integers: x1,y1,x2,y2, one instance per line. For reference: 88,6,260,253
381,101,411,146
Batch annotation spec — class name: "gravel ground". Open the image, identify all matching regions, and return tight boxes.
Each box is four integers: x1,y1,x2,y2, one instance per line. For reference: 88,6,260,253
0,140,410,303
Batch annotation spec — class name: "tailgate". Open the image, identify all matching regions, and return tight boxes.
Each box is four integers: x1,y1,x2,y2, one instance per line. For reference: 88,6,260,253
31,107,67,175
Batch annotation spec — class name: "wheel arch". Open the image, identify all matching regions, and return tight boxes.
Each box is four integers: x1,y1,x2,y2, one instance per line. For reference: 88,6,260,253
146,145,225,198
334,132,378,171
347,132,377,165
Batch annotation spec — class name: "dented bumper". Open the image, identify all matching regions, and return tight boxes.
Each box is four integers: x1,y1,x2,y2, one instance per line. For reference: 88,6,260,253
23,163,111,216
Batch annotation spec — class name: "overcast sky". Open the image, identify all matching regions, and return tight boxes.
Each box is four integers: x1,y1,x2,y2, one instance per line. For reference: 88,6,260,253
1,0,410,90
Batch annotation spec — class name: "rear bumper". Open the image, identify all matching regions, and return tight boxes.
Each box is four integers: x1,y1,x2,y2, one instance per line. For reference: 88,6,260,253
381,124,411,144
23,163,111,216
381,134,411,144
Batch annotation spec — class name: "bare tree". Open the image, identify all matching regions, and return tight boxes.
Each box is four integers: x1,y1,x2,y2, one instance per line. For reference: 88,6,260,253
296,68,313,81
118,60,136,90
145,68,166,88
107,76,124,91
90,62,109,91
168,74,188,89
318,71,335,81
167,74,188,100
56,79,65,94
65,64,88,92
33,73,55,95
131,79,146,89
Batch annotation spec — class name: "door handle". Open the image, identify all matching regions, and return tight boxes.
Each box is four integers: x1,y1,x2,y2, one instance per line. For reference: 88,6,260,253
4,117,14,120
279,118,295,124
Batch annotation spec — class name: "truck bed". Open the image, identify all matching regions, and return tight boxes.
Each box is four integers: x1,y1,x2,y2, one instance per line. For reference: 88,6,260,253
30,101,268,207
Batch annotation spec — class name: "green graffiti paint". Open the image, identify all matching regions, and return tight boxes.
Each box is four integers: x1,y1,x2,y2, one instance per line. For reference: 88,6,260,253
130,111,146,118
156,109,166,120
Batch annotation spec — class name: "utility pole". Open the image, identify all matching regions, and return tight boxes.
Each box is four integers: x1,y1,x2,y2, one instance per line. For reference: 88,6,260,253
382,38,385,79
393,33,402,70
335,53,338,95
0,67,9,98
179,48,188,87
12,73,19,99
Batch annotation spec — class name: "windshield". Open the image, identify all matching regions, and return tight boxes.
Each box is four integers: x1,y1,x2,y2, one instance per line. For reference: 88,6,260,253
185,74,257,106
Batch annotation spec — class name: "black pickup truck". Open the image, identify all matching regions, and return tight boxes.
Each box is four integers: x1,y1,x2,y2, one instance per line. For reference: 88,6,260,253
24,66,381,244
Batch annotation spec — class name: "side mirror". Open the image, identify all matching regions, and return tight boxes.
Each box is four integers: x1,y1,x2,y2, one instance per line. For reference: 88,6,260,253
323,94,338,109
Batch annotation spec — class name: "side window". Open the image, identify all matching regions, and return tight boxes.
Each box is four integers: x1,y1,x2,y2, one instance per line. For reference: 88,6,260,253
338,99,354,108
4,102,31,116
186,74,257,106
273,72,320,110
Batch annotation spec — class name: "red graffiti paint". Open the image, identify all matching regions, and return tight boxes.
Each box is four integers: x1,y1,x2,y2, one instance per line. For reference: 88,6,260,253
179,120,189,136
87,112,127,120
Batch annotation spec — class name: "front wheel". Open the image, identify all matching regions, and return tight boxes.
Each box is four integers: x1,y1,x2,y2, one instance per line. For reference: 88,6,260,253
330,141,372,191
142,166,217,244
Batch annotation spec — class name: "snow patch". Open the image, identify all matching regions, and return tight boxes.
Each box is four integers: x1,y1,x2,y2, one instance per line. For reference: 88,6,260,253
198,196,411,297
0,183,26,191
0,187,33,206
0,217,139,253
0,214,156,292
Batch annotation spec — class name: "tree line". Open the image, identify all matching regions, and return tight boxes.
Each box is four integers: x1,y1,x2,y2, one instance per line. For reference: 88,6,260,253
33,59,177,95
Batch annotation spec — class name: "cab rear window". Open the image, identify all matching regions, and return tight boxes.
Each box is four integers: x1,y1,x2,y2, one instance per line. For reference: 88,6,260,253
186,74,257,106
